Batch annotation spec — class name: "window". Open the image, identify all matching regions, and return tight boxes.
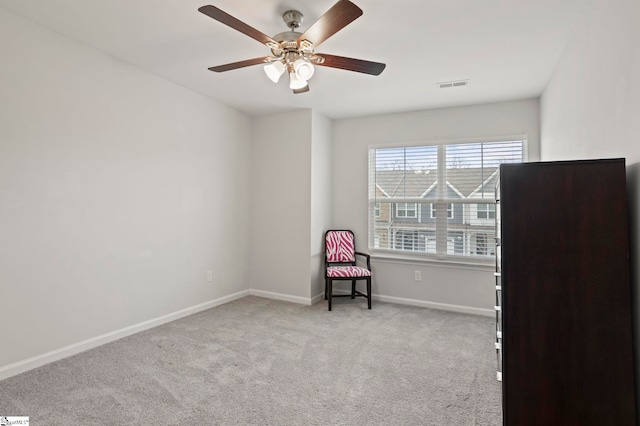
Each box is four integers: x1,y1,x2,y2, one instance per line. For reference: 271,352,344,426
477,203,496,219
430,203,453,219
369,139,526,262
396,202,417,218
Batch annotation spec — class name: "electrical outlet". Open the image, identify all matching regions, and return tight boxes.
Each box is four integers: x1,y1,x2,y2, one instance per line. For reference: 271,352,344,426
414,270,422,281
206,270,213,282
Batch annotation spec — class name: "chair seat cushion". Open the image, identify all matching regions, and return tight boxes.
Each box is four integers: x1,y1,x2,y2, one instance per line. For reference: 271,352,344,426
327,265,371,278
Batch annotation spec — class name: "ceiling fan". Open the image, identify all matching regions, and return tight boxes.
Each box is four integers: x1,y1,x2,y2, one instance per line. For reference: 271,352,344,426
198,0,386,94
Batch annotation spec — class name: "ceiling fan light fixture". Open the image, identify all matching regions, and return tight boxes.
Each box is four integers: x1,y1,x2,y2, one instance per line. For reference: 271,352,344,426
289,72,308,90
294,59,315,81
199,2,386,94
264,60,286,83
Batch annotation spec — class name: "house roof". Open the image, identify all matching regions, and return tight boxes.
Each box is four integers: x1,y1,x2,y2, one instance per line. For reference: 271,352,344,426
374,168,499,199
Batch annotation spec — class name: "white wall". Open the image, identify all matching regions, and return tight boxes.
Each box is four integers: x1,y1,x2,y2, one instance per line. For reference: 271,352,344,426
249,110,332,302
539,0,640,409
540,0,640,163
250,110,313,300
332,99,540,313
310,111,333,299
0,9,252,371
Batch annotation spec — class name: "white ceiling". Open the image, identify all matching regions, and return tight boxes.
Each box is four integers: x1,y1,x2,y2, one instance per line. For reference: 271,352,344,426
0,0,594,119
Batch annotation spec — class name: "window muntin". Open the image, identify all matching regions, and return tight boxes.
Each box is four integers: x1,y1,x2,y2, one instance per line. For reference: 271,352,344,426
369,139,525,262
396,202,417,218
431,203,453,219
477,203,496,219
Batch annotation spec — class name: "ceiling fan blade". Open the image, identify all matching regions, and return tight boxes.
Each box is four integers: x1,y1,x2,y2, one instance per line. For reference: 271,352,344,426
313,54,386,75
293,85,310,94
199,5,278,48
297,0,362,48
208,57,269,72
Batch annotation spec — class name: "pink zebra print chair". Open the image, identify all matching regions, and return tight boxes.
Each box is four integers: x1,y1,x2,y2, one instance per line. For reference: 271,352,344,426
324,230,372,311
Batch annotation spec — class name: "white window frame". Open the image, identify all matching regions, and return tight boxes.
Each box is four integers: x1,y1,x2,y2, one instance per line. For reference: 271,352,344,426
368,136,527,265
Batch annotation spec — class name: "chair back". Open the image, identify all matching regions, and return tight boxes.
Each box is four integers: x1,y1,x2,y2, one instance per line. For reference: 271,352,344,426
325,230,356,264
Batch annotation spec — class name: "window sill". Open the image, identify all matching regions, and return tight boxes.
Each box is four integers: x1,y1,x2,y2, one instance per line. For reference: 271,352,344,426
369,250,494,271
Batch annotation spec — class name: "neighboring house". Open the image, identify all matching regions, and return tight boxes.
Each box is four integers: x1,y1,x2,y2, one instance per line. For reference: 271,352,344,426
373,168,498,257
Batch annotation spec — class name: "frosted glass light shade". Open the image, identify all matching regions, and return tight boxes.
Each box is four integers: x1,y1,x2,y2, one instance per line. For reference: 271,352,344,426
264,61,286,83
289,72,308,90
294,59,315,81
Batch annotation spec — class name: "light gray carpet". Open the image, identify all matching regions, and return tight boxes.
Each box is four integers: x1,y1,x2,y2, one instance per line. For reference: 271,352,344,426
0,296,501,425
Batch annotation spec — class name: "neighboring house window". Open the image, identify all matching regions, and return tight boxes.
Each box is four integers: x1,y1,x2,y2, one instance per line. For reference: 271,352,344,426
368,139,526,263
430,203,453,219
477,203,496,219
396,203,417,218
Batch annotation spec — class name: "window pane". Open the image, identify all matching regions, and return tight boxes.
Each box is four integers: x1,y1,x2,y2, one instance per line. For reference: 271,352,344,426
446,141,524,200
478,204,488,219
373,146,438,199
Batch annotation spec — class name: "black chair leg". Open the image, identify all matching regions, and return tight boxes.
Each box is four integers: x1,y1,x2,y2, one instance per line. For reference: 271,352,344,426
328,279,332,311
367,277,372,309
351,280,356,299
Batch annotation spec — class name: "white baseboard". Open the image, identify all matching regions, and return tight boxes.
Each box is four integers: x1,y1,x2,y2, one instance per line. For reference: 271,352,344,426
374,294,494,317
330,289,493,317
249,289,314,305
0,290,250,382
248,289,323,306
311,292,325,305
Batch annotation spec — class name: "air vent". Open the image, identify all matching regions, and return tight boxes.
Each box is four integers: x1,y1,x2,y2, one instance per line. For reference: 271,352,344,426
437,79,469,89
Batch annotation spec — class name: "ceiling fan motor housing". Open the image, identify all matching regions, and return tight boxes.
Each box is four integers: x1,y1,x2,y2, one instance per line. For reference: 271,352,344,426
271,30,306,56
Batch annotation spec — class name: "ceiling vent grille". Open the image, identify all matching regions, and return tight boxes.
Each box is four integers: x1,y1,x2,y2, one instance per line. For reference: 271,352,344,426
437,79,469,89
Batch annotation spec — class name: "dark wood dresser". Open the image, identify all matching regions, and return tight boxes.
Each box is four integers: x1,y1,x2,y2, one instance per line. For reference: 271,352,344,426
497,158,636,425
